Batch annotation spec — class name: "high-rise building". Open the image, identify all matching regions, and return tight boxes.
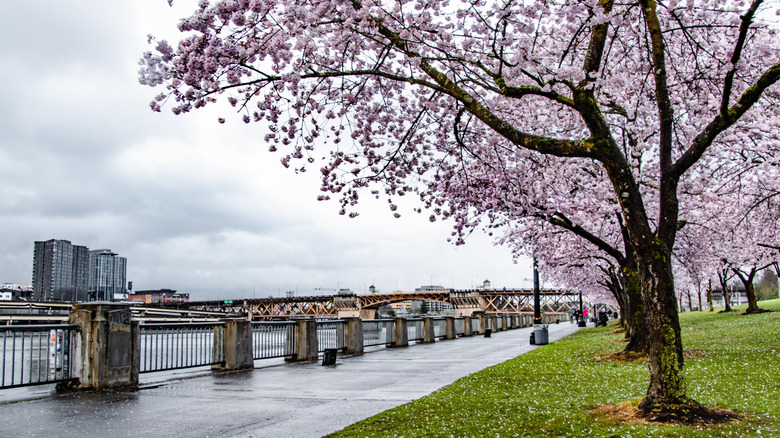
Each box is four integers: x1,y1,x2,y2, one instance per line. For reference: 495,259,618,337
88,249,128,301
32,239,90,301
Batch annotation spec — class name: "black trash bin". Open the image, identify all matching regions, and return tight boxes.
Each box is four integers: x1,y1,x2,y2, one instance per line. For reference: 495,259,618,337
484,328,492,338
529,331,535,345
322,348,337,366
597,311,608,327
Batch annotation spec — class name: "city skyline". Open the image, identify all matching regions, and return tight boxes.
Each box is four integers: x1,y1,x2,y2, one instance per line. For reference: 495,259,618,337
0,1,535,301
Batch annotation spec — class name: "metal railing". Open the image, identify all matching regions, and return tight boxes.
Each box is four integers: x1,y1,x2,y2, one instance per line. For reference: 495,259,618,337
1,324,79,389
407,318,423,342
454,317,465,336
362,319,395,347
497,317,503,330
471,317,480,334
316,320,346,352
139,322,225,373
252,321,297,359
433,318,446,339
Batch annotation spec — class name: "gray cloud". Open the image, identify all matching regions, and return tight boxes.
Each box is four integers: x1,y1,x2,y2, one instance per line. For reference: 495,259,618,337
0,0,534,300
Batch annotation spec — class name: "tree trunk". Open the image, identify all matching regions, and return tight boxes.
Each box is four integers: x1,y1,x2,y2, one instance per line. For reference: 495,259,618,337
696,283,702,312
685,289,693,312
718,270,732,312
636,246,689,413
623,264,648,354
734,268,761,314
707,280,714,312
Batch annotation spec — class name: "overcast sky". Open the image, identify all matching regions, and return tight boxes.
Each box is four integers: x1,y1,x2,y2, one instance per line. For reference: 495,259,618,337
0,1,534,300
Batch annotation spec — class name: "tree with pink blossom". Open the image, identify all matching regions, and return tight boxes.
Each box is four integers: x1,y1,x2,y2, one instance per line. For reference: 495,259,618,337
140,0,780,420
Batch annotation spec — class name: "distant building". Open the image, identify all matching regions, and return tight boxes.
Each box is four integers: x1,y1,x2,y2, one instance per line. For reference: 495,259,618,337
88,249,128,301
128,289,189,305
0,284,33,300
32,239,90,301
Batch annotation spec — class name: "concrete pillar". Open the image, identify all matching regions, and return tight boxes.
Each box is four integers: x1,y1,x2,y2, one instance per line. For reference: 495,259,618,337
287,319,318,362
68,302,139,390
213,319,253,372
391,317,408,347
490,315,498,332
421,317,435,343
344,318,364,355
501,315,508,331
475,312,486,334
444,317,456,340
462,316,473,337
359,308,378,320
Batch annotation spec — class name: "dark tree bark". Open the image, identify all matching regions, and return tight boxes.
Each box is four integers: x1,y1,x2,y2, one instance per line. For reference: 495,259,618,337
718,268,733,312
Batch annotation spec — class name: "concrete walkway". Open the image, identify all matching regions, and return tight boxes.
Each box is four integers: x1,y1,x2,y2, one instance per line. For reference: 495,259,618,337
0,322,581,438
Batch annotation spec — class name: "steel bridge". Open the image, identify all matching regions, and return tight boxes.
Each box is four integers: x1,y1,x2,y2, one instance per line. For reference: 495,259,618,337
1,289,581,322
183,288,580,319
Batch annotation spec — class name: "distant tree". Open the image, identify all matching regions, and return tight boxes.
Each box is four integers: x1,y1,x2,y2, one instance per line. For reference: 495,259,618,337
420,301,429,315
756,268,779,301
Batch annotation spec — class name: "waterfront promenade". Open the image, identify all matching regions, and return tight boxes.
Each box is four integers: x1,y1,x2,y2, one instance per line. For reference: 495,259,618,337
0,322,580,437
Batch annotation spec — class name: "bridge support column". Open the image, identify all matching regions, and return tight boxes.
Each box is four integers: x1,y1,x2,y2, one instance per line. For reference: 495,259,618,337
391,317,408,348
68,303,139,391
444,317,456,340
287,319,318,362
344,318,364,355
214,319,253,372
421,317,435,343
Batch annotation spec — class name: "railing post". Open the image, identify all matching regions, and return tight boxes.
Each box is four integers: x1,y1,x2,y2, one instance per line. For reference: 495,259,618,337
444,316,456,340
421,317,435,343
68,302,139,390
476,312,486,334
344,318,364,355
391,317,408,347
490,315,498,332
213,319,253,372
501,315,508,331
287,319,318,362
462,316,473,336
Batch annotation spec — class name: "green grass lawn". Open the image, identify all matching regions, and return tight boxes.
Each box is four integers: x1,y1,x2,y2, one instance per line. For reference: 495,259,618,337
329,299,780,437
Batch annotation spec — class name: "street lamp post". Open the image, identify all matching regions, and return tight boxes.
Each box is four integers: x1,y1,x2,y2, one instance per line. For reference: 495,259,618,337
578,290,586,327
533,257,541,325
531,257,548,345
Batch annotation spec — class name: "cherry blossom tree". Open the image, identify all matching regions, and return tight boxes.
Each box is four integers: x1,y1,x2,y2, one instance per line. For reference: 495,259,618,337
140,0,780,419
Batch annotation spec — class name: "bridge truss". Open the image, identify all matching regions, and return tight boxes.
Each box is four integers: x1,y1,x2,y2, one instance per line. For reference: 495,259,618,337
480,289,579,314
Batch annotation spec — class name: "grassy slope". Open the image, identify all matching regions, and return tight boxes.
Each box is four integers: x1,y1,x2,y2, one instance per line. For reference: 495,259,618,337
330,299,780,437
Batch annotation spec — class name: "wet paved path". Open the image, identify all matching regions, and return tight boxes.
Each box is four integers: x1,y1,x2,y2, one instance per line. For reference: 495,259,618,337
0,322,581,437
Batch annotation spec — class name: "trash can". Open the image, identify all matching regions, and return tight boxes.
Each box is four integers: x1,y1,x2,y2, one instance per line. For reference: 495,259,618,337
322,348,337,366
533,324,549,345
597,311,608,327
484,328,492,338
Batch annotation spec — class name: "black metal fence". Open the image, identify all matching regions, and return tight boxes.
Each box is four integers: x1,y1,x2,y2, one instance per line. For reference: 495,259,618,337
252,321,297,359
0,324,79,389
139,322,225,373
362,319,395,347
316,320,346,351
